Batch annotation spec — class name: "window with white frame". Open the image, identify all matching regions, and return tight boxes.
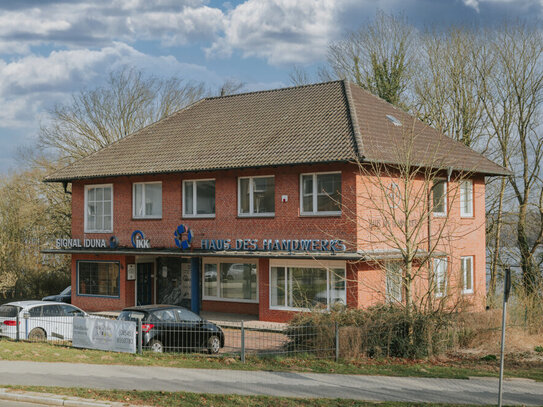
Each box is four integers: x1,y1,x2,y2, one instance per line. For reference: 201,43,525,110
300,172,341,215
461,256,474,294
238,176,274,216
85,184,113,233
434,258,448,297
432,179,447,216
183,179,215,217
203,260,257,302
460,180,473,217
270,261,346,310
385,262,402,303
133,182,162,219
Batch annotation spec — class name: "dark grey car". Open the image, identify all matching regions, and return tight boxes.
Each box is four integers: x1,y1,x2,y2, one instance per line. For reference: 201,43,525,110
117,305,224,354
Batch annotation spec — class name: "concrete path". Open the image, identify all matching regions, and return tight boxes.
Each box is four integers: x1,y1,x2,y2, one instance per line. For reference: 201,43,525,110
0,361,541,405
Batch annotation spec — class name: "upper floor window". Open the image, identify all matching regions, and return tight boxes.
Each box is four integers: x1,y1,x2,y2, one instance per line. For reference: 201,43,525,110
238,176,275,216
461,256,474,294
300,172,341,215
432,179,447,216
85,184,112,233
183,179,215,218
133,182,162,219
460,180,473,217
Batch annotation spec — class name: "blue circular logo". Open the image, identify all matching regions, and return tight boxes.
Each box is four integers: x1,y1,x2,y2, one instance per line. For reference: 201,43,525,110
131,230,145,248
174,225,193,250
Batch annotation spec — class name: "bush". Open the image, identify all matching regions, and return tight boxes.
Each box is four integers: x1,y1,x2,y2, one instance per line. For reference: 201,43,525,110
285,306,456,359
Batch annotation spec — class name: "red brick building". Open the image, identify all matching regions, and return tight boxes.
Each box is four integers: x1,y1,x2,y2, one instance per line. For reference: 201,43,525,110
44,81,508,322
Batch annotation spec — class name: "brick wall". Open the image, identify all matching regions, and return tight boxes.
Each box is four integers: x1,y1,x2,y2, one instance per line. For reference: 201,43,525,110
69,163,487,318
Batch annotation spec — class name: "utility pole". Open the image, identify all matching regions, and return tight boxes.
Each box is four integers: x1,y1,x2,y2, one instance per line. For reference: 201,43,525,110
498,266,511,407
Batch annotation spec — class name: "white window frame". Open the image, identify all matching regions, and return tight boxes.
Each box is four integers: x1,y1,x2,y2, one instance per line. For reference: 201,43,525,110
461,256,474,294
132,181,162,219
300,171,342,216
84,184,113,233
269,259,346,311
237,175,275,217
432,179,447,217
385,262,403,303
433,258,448,298
202,258,259,303
460,180,474,218
182,179,216,218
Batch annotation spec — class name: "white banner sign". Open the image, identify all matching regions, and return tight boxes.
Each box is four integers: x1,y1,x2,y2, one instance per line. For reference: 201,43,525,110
73,317,136,353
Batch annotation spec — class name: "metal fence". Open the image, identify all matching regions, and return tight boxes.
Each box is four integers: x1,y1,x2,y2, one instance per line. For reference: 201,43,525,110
1,309,522,361
0,312,339,360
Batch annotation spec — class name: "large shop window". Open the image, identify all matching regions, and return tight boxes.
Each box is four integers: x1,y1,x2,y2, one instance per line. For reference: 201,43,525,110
300,172,341,215
133,182,162,219
203,260,258,302
77,261,120,297
238,176,275,216
183,179,215,218
85,184,113,233
270,262,346,310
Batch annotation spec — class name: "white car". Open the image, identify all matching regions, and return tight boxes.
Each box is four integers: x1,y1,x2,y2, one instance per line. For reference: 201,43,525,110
0,300,87,342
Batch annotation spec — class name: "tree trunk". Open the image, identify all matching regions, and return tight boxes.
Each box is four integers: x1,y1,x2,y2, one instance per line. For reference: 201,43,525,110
489,178,506,301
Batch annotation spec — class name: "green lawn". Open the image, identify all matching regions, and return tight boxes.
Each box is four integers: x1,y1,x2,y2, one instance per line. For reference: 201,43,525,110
3,386,499,407
0,339,541,382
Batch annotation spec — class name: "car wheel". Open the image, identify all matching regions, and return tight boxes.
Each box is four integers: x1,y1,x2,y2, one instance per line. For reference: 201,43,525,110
207,335,220,354
28,328,46,342
149,339,164,353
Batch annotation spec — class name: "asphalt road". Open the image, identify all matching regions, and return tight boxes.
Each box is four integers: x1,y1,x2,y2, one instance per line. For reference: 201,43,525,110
0,360,542,405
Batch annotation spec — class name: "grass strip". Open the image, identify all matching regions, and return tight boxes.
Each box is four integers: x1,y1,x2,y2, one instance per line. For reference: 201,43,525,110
4,386,496,407
0,340,541,382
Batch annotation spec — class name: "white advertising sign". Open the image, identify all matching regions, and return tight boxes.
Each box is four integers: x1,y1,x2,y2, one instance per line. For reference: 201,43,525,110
73,317,136,353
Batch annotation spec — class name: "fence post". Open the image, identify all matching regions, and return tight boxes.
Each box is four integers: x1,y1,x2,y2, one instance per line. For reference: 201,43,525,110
15,313,19,342
137,318,143,354
240,320,245,363
335,322,339,362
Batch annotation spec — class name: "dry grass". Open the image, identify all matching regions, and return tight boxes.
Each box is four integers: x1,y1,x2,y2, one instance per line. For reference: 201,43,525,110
455,309,543,356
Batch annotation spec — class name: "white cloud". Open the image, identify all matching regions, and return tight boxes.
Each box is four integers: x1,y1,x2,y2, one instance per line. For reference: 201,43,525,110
207,0,353,65
0,41,221,171
0,0,225,53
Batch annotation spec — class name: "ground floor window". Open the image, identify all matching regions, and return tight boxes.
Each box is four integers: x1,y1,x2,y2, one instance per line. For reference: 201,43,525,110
203,259,258,302
270,261,346,310
385,261,402,303
77,261,120,297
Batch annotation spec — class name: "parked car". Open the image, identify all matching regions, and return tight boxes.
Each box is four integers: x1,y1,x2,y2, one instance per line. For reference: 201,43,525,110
117,304,224,354
0,301,87,342
42,286,71,304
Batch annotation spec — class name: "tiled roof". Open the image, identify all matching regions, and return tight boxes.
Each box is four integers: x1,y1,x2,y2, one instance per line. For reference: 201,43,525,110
45,80,509,182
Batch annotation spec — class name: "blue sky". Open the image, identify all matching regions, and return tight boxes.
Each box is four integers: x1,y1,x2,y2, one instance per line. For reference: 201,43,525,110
0,0,541,173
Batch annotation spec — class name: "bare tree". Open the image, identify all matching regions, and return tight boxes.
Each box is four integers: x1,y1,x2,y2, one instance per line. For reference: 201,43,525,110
415,28,488,148
218,79,245,96
487,24,543,296
39,67,207,162
327,10,415,107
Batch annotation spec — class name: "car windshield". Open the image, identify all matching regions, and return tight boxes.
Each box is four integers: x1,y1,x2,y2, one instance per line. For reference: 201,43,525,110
60,286,71,296
0,305,18,317
118,310,146,322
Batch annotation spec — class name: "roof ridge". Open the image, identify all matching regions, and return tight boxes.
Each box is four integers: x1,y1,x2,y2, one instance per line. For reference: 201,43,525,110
205,79,344,101
44,98,207,181
342,80,365,160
